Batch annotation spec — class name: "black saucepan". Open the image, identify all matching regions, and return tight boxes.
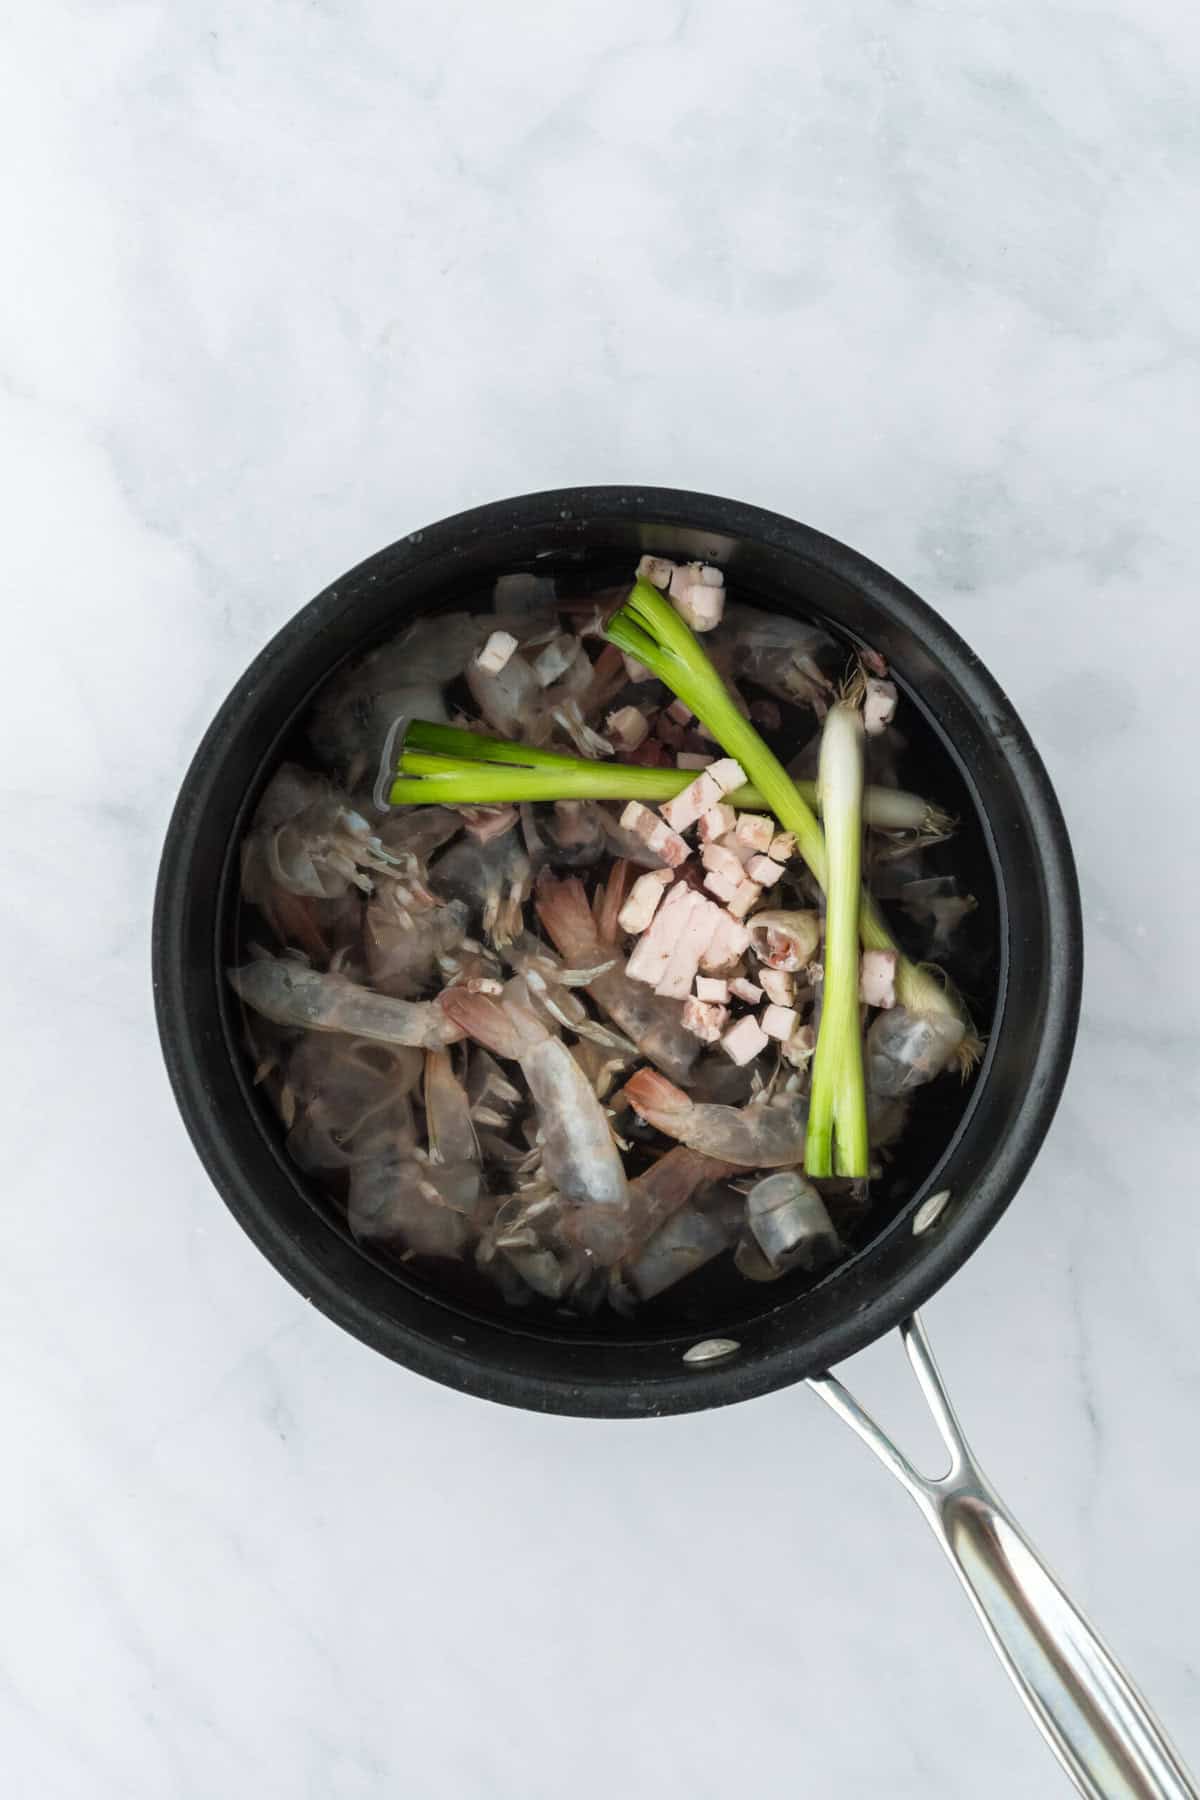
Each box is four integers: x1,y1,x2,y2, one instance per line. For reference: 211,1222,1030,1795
153,489,1196,1796
154,485,1080,1417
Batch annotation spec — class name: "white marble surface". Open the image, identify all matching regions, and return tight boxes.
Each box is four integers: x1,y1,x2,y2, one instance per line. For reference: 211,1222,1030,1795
3,3,1199,1794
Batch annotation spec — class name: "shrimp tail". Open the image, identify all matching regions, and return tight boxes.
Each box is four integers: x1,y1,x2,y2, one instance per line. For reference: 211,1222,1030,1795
534,874,602,962
439,988,544,1061
261,890,329,960
621,1068,693,1131
595,859,634,944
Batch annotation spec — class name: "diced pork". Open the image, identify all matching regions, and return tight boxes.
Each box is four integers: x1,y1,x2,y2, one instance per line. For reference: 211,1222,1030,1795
703,869,740,903
681,997,729,1043
617,869,673,936
636,554,677,589
669,566,726,632
720,1014,769,1065
735,814,775,854
706,758,746,796
727,878,763,919
475,630,518,675
701,842,745,885
699,804,736,843
618,801,690,867
759,967,795,1007
659,770,724,834
532,634,580,687
606,705,650,752
695,976,729,1004
746,854,785,888
761,1003,798,1042
654,893,726,999
859,948,898,1009
700,913,751,972
729,976,763,1005
624,883,696,987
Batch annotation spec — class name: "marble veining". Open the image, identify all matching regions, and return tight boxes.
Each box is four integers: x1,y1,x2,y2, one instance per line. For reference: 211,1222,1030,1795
2,3,1198,1794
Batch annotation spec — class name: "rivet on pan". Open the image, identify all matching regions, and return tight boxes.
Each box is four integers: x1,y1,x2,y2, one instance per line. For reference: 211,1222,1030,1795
912,1189,952,1236
683,1337,740,1366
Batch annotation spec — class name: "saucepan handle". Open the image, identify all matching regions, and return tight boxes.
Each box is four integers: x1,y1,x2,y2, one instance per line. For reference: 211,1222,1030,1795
809,1315,1197,1800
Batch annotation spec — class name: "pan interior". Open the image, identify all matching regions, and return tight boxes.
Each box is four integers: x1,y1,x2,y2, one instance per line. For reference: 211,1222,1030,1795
223,542,1002,1351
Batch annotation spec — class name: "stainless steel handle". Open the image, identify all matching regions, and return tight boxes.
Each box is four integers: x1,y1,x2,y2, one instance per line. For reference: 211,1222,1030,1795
809,1316,1197,1799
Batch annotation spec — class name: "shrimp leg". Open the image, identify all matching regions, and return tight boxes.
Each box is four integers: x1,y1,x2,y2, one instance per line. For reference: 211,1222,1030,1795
423,1049,483,1216
440,987,632,1265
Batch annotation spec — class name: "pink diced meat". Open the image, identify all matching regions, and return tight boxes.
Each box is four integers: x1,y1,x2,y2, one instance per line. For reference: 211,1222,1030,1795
532,634,579,687
720,1014,769,1065
669,563,726,632
695,976,729,1004
666,698,693,725
699,804,736,843
606,705,650,752
715,832,755,868
758,967,795,1007
729,976,763,1005
681,997,729,1043
618,870,673,935
735,813,775,853
859,948,898,1008
654,894,725,998
622,652,652,683
760,1003,798,1042
746,854,785,888
703,869,740,904
620,801,656,837
727,879,763,919
619,801,690,867
700,912,751,972
624,883,695,986
659,769,723,833
636,554,677,589
768,831,796,862
701,842,745,884
475,630,518,675
677,587,724,629
647,821,691,867
706,758,746,796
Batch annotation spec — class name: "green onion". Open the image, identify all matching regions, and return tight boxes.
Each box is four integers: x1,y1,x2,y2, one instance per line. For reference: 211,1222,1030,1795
605,579,832,876
804,705,869,1177
392,719,947,832
403,721,584,770
603,579,975,1055
391,757,678,806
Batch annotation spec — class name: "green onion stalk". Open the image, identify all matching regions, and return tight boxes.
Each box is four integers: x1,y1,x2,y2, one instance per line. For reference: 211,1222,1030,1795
804,704,869,1177
603,579,976,1061
389,720,947,833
